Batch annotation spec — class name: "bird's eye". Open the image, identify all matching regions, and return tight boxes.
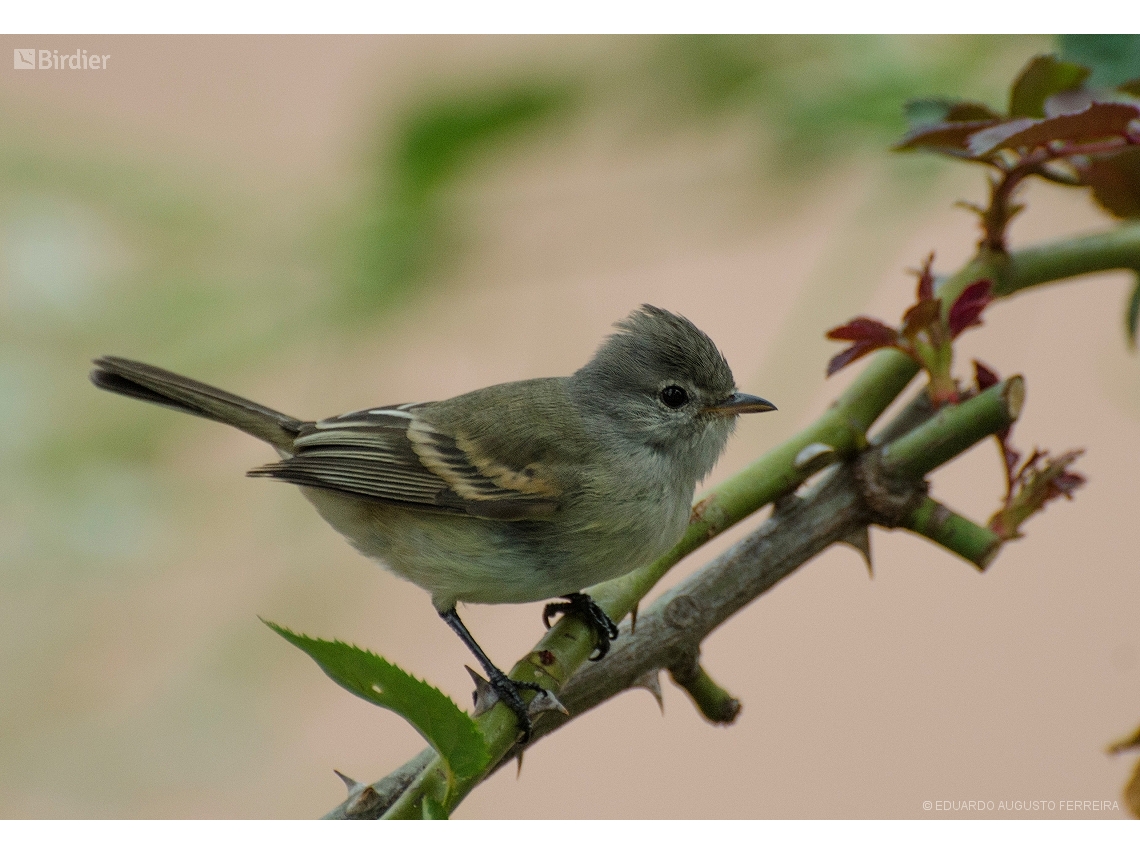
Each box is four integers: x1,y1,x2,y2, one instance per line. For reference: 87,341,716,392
659,385,689,409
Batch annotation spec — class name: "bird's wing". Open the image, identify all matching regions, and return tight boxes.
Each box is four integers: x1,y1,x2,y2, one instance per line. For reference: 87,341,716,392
247,405,561,521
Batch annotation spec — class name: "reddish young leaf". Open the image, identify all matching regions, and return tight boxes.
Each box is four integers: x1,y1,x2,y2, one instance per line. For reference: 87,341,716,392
988,448,1086,540
893,119,999,156
973,359,1000,391
1080,148,1140,219
914,253,936,301
1050,469,1087,498
948,279,994,338
825,316,898,344
965,118,1038,157
901,299,940,339
827,339,890,377
1008,55,1090,118
968,102,1140,157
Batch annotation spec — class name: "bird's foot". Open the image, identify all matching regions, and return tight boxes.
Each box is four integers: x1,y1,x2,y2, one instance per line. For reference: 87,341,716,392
542,592,620,661
482,670,547,744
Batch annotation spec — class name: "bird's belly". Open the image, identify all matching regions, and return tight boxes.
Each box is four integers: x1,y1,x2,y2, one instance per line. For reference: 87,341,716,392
299,484,692,611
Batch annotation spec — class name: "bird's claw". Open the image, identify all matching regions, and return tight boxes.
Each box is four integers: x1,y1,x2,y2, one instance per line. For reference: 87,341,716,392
542,592,620,661
487,671,547,744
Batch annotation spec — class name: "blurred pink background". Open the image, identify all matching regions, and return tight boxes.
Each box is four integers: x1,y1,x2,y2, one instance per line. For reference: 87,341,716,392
0,35,1136,818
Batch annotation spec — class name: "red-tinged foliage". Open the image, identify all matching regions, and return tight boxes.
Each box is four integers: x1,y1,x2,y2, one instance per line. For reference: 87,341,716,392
1051,469,1087,498
988,448,1086,540
825,316,898,344
1081,148,1140,219
902,299,941,339
968,102,1140,158
825,316,903,377
915,254,936,301
827,340,890,378
895,53,1140,239
894,119,1000,157
825,257,993,390
973,359,1000,391
965,118,1039,158
949,279,994,338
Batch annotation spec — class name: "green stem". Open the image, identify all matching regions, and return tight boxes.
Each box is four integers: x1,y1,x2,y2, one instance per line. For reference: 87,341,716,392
1002,221,1140,296
669,661,741,725
904,496,1004,570
879,376,1024,480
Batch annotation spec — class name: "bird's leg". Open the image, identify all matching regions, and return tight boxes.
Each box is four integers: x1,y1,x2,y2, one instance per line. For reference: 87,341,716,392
439,608,547,744
542,592,620,661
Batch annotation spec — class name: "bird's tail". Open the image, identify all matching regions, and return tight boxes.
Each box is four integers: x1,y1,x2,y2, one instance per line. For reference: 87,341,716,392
90,356,304,450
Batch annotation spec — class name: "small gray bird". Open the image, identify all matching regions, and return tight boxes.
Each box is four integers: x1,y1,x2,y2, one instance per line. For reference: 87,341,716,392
90,305,775,740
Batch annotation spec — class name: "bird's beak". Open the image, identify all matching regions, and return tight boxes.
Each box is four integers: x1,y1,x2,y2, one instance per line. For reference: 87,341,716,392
704,391,777,416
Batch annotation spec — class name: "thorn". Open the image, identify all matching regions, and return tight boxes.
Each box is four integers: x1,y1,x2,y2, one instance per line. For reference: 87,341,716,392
794,442,835,470
334,769,359,793
630,601,639,635
334,769,383,817
516,750,524,779
466,665,499,716
631,669,664,714
528,689,569,717
840,526,873,576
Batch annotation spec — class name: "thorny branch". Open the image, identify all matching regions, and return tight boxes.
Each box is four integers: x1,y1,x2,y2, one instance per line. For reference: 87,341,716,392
325,375,1025,818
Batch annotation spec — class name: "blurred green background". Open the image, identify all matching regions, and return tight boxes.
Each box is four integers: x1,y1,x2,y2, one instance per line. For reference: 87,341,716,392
3,35,1138,818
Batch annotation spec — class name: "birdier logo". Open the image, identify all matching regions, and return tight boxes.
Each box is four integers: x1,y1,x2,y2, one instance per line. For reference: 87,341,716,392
13,48,110,70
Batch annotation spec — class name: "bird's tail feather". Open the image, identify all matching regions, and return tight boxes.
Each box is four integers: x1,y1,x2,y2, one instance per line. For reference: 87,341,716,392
90,356,303,450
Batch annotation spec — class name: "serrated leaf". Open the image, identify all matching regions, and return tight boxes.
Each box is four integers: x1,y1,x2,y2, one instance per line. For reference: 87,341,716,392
1082,148,1140,220
264,621,490,780
1128,276,1140,350
1009,55,1090,118
968,103,1140,158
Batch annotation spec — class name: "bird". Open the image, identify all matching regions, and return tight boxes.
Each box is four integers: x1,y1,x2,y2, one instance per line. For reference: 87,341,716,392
90,305,776,741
